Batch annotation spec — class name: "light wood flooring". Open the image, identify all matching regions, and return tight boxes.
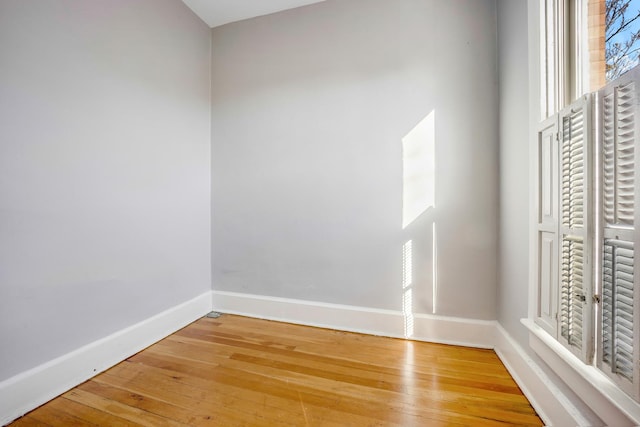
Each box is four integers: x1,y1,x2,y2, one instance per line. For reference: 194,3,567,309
9,314,543,426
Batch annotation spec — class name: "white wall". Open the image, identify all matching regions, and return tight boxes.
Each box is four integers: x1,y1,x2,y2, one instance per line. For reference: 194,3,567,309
211,0,499,320
0,0,211,381
497,0,531,345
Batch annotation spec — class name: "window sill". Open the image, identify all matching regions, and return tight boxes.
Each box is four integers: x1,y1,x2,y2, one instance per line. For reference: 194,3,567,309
521,318,640,426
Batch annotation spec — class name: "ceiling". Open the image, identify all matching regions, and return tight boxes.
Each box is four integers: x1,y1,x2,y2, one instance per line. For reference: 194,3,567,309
181,0,326,28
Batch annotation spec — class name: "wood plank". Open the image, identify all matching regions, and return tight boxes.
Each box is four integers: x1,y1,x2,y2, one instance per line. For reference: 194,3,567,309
62,388,189,427
46,397,145,427
76,381,221,427
8,314,543,426
28,403,96,427
5,416,51,427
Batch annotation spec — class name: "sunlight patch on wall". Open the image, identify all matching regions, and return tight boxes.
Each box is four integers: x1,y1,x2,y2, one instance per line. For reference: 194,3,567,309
402,111,435,229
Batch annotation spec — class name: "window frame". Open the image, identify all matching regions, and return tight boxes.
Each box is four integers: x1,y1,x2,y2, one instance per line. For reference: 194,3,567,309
535,0,640,403
541,0,591,119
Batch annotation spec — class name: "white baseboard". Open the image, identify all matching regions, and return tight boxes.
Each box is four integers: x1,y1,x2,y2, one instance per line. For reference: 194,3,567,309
212,290,496,348
493,323,590,426
522,318,640,426
4,288,628,426
0,291,212,426
411,312,496,349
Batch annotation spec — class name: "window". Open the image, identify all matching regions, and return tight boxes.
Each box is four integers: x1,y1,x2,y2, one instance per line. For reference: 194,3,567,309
541,0,590,118
542,0,640,118
538,0,640,401
534,67,640,400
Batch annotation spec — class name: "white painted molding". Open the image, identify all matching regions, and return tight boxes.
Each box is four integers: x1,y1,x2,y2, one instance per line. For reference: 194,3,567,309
523,318,640,426
212,290,496,349
0,291,212,426
411,312,496,349
494,322,589,427
5,288,631,427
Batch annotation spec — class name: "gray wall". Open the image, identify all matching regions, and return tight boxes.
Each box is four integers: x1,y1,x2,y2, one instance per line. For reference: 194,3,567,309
496,0,530,345
0,0,211,381
211,0,499,319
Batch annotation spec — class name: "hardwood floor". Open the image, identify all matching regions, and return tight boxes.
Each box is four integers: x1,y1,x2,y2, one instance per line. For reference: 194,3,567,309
9,314,543,426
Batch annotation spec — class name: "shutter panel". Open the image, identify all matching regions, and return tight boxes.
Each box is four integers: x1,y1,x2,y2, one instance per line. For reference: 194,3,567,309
597,70,640,398
558,95,593,362
535,115,560,337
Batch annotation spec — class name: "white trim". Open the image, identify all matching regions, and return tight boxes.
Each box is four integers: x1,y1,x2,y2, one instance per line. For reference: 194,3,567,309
494,322,590,426
411,313,496,349
212,290,496,349
523,318,640,426
0,291,213,426
5,287,634,426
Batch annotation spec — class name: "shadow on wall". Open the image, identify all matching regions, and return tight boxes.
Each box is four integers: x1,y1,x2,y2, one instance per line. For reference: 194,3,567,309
402,110,436,338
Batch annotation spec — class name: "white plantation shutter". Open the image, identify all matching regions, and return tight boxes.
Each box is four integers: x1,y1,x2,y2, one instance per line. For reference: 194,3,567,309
535,115,560,337
557,95,593,361
533,59,640,404
597,71,640,398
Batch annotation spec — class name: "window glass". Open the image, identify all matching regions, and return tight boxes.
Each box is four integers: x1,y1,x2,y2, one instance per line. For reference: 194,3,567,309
589,0,640,90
